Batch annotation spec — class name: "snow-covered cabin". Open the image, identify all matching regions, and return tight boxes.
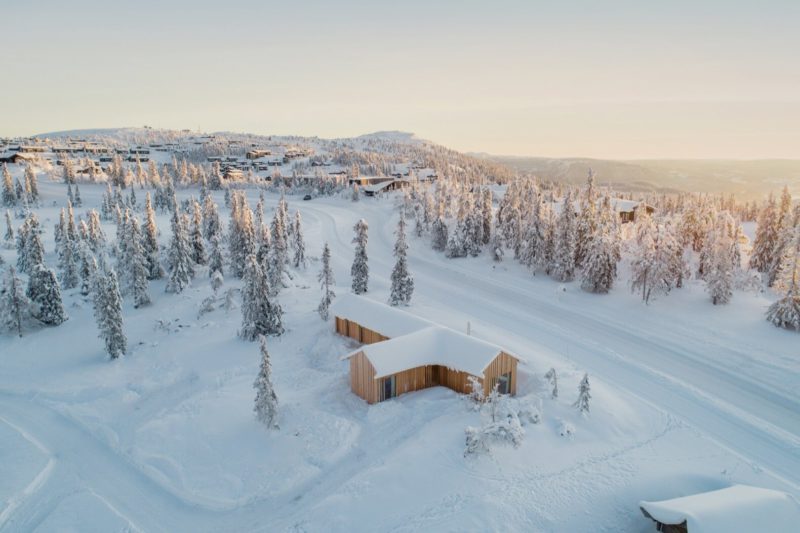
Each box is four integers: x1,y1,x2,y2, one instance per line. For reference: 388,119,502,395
333,294,519,403
639,484,800,533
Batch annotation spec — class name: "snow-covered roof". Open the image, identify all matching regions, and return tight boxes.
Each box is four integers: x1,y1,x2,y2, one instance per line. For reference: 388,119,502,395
342,325,516,379
639,485,800,533
331,293,435,338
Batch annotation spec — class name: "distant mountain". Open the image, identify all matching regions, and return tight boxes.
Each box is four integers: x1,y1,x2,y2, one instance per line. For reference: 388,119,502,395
477,155,800,199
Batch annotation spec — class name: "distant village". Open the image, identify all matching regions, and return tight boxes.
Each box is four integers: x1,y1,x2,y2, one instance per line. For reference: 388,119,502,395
0,132,440,197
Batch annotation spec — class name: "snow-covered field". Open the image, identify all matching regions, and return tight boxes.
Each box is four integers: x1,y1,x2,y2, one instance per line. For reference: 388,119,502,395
1,178,798,532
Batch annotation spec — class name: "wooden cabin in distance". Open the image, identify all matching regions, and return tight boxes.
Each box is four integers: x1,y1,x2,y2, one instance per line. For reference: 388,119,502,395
333,294,520,404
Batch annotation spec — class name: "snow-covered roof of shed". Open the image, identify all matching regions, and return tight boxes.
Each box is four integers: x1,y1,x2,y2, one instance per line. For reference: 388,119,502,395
639,485,800,533
331,293,435,338
342,325,516,379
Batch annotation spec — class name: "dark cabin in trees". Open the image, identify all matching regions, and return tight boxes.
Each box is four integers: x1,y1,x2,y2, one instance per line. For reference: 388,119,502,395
333,294,520,403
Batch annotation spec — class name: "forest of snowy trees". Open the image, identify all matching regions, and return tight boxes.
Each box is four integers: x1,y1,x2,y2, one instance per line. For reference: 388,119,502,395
396,170,800,331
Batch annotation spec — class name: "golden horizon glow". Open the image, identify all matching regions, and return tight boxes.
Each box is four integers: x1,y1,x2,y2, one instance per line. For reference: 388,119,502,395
2,1,799,159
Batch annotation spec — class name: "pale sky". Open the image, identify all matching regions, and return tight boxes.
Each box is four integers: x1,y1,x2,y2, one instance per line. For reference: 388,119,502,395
2,0,799,159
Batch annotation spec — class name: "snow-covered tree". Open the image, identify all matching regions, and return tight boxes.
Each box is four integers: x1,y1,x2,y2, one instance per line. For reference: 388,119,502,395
0,266,31,336
431,215,448,252
78,241,97,297
573,373,591,414
389,214,414,306
92,269,127,359
580,198,619,294
208,232,224,277
705,215,736,305
551,191,577,282
27,264,67,326
142,193,163,280
165,205,194,293
240,254,283,340
318,242,335,319
127,216,151,308
766,224,800,331
351,218,369,294
750,194,779,273
630,215,684,304
23,165,39,205
3,210,13,248
292,210,306,268
190,201,207,265
2,164,16,207
202,194,222,241
253,335,279,429
767,186,796,287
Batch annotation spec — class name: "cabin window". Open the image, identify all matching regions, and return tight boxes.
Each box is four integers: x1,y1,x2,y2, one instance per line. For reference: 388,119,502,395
494,372,511,395
382,376,396,401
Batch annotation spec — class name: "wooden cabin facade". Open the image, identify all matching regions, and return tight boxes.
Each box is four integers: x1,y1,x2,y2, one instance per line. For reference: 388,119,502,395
347,347,517,403
333,294,519,404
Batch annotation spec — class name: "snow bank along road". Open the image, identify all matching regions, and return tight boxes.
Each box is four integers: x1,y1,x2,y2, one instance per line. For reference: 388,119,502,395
301,198,800,490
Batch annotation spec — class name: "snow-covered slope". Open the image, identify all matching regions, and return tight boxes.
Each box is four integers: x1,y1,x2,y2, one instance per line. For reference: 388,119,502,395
0,177,797,532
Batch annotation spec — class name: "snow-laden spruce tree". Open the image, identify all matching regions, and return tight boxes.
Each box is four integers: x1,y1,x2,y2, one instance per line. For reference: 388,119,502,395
766,224,800,331
73,183,82,207
92,269,127,359
750,193,779,273
240,254,284,340
208,232,224,277
268,203,289,294
705,214,736,305
1,266,31,336
630,215,684,304
767,186,795,287
580,198,619,294
431,214,448,252
228,192,256,279
292,210,306,269
481,188,493,245
573,373,591,414
351,218,369,294
127,216,151,308
87,210,106,254
143,193,163,280
521,193,545,271
27,264,67,326
253,335,279,429
445,218,467,258
318,242,335,319
389,214,414,306
78,241,97,297
2,164,16,207
202,194,222,241
3,210,14,248
165,207,194,293
574,170,598,269
20,214,45,274
57,229,79,290
190,201,207,265
551,191,577,282
23,165,39,205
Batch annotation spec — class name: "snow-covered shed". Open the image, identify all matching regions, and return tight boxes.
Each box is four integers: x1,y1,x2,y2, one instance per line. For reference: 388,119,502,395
333,294,519,403
639,484,800,533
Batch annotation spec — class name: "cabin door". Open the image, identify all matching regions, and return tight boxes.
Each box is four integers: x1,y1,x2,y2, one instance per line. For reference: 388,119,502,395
383,376,396,401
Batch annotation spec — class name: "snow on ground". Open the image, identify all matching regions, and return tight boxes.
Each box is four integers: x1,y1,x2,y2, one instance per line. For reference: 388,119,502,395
0,177,798,532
